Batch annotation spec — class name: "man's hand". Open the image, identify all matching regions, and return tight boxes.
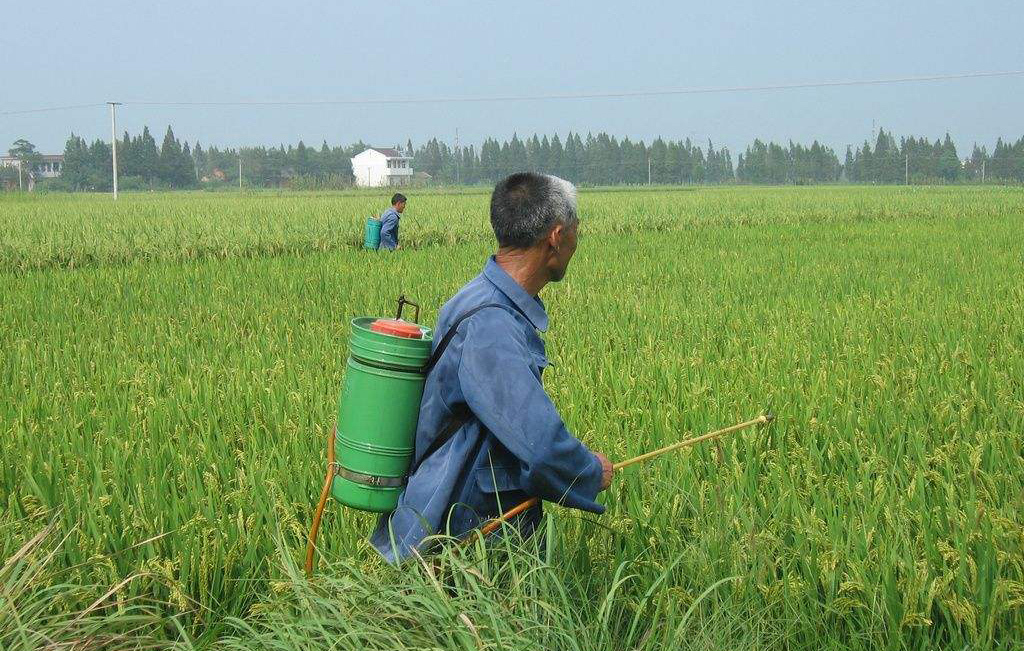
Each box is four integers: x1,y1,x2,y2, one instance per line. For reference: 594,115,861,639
594,453,614,491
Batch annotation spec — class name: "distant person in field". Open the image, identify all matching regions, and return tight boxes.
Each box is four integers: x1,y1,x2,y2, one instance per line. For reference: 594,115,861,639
379,193,407,250
371,172,614,562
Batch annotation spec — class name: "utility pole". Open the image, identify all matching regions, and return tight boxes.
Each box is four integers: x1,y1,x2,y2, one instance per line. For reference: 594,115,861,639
238,156,243,191
905,154,909,185
17,161,23,191
648,156,652,185
981,159,986,183
109,102,121,200
455,128,460,186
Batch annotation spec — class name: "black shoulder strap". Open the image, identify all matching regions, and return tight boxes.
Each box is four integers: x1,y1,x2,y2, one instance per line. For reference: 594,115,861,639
407,302,507,478
420,302,507,374
408,403,470,477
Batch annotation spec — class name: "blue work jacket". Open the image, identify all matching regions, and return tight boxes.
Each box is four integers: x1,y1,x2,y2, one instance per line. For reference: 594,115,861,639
370,257,605,562
379,208,400,250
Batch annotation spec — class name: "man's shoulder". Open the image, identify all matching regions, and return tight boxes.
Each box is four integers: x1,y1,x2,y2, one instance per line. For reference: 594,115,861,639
439,278,512,325
437,280,535,347
441,277,498,315
381,208,399,221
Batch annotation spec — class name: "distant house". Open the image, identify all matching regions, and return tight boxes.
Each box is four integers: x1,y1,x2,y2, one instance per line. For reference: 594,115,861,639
0,154,64,190
202,168,228,183
351,147,413,187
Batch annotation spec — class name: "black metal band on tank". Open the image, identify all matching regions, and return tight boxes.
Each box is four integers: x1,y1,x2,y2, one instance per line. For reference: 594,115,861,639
350,355,425,373
334,465,406,488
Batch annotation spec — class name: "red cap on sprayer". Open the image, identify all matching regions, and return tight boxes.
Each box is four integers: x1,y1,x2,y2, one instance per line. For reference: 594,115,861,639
370,319,424,339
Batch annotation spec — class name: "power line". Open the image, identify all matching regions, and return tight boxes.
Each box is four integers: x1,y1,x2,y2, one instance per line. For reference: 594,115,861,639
4,70,1022,117
120,70,1024,107
0,102,106,117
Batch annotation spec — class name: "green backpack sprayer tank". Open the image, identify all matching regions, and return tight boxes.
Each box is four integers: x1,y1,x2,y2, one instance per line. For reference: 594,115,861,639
305,295,505,575
332,300,432,512
327,296,501,512
364,217,383,250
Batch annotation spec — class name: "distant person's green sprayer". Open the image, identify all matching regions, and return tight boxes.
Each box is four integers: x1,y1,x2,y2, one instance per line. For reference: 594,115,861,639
364,216,383,250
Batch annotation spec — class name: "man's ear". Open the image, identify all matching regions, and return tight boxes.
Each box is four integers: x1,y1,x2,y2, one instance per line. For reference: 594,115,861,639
547,224,563,250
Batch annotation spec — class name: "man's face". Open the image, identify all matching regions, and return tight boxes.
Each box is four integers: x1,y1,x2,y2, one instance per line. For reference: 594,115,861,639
395,201,406,214
548,220,578,283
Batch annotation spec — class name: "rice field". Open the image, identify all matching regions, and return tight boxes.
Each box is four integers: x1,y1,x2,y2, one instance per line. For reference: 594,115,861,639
2,186,1022,650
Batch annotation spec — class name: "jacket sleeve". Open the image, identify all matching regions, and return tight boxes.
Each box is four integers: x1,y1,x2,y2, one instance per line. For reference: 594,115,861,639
456,312,605,513
379,215,398,250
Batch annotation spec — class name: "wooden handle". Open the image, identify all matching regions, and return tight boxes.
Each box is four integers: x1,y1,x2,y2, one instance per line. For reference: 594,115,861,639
475,497,539,539
612,414,771,471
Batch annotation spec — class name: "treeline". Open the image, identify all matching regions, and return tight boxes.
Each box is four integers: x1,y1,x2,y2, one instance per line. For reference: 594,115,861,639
50,126,1024,191
196,141,367,188
736,141,841,184
55,126,370,191
845,130,960,183
60,127,196,191
412,131,1024,185
844,129,1024,183
414,133,734,185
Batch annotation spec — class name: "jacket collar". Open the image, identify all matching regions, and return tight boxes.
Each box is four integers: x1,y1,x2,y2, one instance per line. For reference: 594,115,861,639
482,256,549,332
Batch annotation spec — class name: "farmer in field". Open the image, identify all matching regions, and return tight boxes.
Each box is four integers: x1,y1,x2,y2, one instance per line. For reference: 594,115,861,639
379,193,406,250
372,172,614,562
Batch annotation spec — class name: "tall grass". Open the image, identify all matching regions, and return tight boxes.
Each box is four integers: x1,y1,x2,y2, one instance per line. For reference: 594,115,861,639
215,528,782,651
1,520,183,650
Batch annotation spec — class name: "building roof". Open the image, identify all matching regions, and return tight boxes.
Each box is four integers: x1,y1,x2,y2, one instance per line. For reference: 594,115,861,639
369,147,411,159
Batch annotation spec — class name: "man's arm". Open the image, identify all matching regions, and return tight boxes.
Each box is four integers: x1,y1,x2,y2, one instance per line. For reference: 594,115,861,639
457,312,606,513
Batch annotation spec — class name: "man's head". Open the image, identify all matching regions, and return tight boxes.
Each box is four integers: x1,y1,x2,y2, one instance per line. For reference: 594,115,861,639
391,193,407,213
490,173,579,283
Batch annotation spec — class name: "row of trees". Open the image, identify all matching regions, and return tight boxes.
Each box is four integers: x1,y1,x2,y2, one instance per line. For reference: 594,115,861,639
845,129,961,184
37,127,1024,191
196,141,366,188
53,129,372,191
414,133,735,185
844,129,1024,184
980,137,1024,182
736,140,842,184
59,126,196,191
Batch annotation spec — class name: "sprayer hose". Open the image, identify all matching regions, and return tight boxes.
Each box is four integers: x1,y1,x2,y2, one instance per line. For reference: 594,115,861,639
304,424,336,578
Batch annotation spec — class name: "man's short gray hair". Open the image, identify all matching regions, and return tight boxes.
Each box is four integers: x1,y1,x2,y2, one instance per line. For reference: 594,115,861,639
489,173,578,249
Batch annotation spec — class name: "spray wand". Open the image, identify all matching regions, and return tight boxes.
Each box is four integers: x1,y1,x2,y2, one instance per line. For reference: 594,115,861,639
469,413,774,542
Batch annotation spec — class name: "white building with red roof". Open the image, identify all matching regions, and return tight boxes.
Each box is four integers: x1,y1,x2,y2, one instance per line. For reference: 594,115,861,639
351,147,413,187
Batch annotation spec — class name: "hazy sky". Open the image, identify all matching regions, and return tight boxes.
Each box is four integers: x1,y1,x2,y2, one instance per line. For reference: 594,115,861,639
4,0,1023,156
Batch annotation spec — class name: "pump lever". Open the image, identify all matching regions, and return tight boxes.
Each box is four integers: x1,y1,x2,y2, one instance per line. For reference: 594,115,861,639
396,295,420,323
